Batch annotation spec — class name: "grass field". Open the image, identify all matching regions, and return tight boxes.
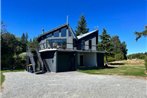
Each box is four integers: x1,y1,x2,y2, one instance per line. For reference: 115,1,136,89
79,59,147,77
79,65,146,77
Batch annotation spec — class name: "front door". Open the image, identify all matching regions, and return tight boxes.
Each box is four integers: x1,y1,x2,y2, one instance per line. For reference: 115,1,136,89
80,55,83,66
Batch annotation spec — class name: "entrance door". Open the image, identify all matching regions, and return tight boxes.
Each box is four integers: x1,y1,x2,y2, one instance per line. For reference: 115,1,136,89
80,55,83,66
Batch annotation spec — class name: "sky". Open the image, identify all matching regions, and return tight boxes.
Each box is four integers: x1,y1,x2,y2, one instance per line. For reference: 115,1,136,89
1,0,147,54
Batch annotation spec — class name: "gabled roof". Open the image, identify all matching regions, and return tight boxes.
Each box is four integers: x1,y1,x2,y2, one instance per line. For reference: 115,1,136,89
37,24,77,41
77,29,98,39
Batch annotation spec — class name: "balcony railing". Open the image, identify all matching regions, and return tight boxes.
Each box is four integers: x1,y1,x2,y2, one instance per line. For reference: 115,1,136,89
39,42,98,51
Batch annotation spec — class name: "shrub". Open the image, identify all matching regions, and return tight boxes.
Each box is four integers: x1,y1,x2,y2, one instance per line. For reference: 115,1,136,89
104,56,116,62
1,54,14,70
19,52,27,60
115,53,124,61
108,56,116,62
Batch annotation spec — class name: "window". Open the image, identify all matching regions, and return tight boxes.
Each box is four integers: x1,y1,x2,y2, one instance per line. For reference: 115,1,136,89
61,28,66,37
48,39,66,49
53,31,59,37
46,33,52,38
89,40,92,49
81,40,85,50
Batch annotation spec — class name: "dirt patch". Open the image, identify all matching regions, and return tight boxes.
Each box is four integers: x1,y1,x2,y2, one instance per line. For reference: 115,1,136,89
110,59,144,65
125,59,144,65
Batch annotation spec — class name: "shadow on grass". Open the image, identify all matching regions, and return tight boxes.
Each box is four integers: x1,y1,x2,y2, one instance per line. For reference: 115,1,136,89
78,66,116,70
109,63,125,65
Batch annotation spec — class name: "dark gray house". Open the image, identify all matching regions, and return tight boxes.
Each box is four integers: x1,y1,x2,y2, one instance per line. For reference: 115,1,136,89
31,24,104,72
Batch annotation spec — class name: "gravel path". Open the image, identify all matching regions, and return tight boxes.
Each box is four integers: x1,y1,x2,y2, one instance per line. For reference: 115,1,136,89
1,71,147,98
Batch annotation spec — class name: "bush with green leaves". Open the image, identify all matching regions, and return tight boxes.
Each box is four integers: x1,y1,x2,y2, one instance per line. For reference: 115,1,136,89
19,52,26,60
115,53,124,61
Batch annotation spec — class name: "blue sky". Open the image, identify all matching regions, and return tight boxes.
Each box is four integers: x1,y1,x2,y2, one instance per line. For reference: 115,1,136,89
2,0,147,54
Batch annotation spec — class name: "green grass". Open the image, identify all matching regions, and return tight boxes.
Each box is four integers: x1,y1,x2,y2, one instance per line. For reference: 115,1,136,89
78,65,147,77
0,72,5,86
1,69,25,73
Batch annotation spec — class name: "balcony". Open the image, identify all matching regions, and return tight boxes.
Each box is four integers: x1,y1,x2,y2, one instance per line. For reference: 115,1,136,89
39,41,97,52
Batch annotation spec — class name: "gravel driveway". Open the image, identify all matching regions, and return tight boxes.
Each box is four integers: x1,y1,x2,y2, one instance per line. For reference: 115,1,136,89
1,71,147,98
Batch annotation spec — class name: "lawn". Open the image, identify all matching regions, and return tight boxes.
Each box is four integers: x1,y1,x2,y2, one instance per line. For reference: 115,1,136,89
79,64,147,77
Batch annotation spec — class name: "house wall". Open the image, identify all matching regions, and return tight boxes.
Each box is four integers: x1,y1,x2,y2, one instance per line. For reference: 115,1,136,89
40,51,57,72
40,51,104,72
85,41,89,50
83,37,97,51
97,53,104,67
83,53,97,66
77,52,97,66
66,37,73,49
92,37,96,50
66,27,73,49
78,31,98,51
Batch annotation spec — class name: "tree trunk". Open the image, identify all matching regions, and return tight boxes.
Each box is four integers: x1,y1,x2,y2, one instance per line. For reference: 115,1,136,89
105,54,108,67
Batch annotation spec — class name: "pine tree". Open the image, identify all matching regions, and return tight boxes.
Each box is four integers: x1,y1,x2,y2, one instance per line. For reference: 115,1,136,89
29,37,39,50
75,15,89,36
21,33,26,44
1,21,7,34
120,41,128,60
25,32,28,43
100,29,112,52
135,26,147,41
100,29,112,65
21,33,27,52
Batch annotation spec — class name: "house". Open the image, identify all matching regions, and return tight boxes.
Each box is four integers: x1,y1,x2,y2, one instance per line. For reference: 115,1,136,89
32,24,104,72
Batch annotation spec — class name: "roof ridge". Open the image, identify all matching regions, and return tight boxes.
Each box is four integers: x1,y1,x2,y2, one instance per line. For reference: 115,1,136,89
77,29,98,39
41,24,67,35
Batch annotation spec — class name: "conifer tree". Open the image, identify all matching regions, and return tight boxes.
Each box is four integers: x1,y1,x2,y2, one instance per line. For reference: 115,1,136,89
21,33,27,52
100,29,112,65
75,15,89,36
135,26,147,41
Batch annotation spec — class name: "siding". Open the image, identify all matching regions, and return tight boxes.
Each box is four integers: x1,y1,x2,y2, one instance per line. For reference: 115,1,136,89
97,53,104,67
92,37,96,50
41,51,57,72
67,37,73,49
83,53,97,66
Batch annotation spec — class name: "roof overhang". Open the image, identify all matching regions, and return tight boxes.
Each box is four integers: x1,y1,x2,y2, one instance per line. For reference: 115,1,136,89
77,29,98,40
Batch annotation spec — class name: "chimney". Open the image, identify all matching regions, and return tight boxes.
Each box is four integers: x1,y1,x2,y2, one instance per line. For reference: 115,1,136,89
42,28,45,34
66,16,69,25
